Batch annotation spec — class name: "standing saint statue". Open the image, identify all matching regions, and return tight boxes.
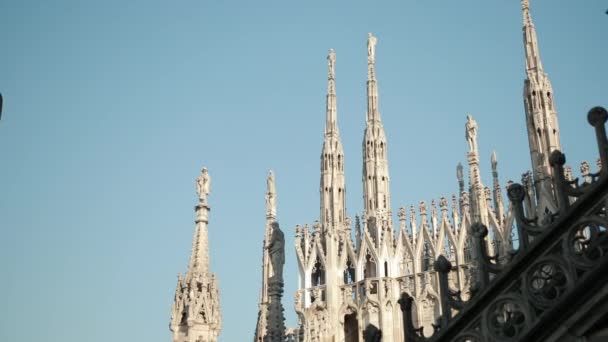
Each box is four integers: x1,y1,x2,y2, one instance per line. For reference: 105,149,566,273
367,33,377,63
268,222,285,283
465,114,478,153
196,167,211,203
328,48,336,78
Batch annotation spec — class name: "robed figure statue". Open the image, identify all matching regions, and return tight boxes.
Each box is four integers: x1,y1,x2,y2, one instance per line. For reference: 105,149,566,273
268,222,285,283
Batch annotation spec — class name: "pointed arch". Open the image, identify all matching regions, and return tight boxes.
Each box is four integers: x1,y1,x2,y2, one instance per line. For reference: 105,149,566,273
364,252,377,279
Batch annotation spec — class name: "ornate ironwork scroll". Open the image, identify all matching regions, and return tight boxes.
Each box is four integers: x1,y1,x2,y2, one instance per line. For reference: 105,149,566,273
398,107,608,341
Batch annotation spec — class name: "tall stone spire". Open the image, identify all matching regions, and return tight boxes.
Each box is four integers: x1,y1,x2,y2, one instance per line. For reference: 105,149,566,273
320,49,347,234
465,115,489,227
188,168,212,275
260,171,277,307
170,167,222,342
325,49,338,137
363,33,391,222
255,172,286,342
266,170,277,219
491,151,505,224
521,0,560,215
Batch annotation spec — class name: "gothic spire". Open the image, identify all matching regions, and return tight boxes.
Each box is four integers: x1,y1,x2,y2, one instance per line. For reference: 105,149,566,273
189,167,212,276
520,0,561,217
325,49,338,136
366,33,380,123
320,49,346,232
465,115,489,226
255,173,286,342
491,151,505,223
363,33,391,220
170,167,222,341
522,0,544,77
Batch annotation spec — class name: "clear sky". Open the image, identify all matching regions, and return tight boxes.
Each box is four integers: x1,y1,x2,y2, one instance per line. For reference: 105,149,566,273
0,0,606,341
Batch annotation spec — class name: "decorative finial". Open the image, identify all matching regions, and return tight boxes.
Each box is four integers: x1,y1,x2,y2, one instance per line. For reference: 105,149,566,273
267,170,276,193
328,48,336,80
367,33,377,64
521,0,533,25
580,161,590,174
266,170,277,216
461,191,470,207
484,186,492,200
196,167,211,204
564,166,573,181
457,162,464,182
581,161,591,184
398,207,406,221
491,151,498,171
440,197,448,213
313,220,321,233
419,201,427,216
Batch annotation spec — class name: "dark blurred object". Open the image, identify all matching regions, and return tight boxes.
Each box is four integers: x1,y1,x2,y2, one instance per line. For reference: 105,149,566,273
363,324,382,342
0,93,3,120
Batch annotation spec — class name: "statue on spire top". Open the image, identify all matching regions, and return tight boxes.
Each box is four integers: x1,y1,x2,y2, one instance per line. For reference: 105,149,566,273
196,167,211,204
328,49,336,78
266,170,277,216
465,114,478,153
367,33,377,63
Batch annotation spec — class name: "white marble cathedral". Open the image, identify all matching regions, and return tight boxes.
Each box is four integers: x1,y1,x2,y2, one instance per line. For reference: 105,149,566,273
169,0,567,341
292,1,562,341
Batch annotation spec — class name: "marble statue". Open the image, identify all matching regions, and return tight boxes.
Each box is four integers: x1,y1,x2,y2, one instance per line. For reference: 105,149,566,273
367,33,377,63
268,222,285,282
465,114,478,153
196,167,211,203
328,49,336,77
266,170,276,212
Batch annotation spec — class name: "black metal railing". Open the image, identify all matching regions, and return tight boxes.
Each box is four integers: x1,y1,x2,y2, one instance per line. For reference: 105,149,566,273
399,106,608,341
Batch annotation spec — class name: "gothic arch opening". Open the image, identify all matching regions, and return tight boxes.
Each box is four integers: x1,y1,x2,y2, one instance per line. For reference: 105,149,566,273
344,257,356,284
312,258,325,286
344,313,359,342
364,253,377,279
422,243,433,272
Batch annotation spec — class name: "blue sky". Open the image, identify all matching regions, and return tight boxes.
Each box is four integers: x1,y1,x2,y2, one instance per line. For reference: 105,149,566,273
0,1,606,341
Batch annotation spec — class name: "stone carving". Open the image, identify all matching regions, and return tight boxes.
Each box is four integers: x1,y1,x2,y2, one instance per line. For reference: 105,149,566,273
196,167,211,204
328,48,336,78
564,166,573,181
465,114,478,153
367,33,377,63
440,197,448,212
268,222,285,282
461,191,470,207
580,161,591,183
398,207,406,220
266,170,276,215
420,201,428,216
